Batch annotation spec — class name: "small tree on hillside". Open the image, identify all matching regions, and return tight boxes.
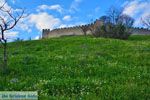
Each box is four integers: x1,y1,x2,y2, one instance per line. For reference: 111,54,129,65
0,1,25,73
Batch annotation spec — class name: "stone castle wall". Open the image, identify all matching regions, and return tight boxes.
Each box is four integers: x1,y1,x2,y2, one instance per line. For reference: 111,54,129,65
132,28,150,35
42,21,150,38
42,25,92,38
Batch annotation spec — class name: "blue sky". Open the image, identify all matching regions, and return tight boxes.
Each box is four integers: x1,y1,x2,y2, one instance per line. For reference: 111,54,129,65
0,0,150,41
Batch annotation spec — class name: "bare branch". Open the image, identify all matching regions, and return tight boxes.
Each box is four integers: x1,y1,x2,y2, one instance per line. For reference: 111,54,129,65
0,16,5,24
0,16,7,29
4,9,25,31
5,9,16,20
0,1,6,9
0,0,25,40
0,7,25,31
0,24,3,30
0,5,26,31
141,15,150,29
0,0,25,73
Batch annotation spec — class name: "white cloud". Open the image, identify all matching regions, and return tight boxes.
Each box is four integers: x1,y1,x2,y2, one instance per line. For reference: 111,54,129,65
28,12,61,31
0,0,11,19
12,17,32,33
5,31,18,38
17,22,32,33
37,4,63,13
0,0,29,32
70,0,82,12
0,0,22,40
34,35,40,40
123,0,150,26
63,15,71,21
123,0,149,17
0,31,19,39
59,22,86,28
0,0,11,9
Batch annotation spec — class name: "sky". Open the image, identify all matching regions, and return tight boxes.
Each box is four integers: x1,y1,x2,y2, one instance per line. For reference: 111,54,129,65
0,0,150,41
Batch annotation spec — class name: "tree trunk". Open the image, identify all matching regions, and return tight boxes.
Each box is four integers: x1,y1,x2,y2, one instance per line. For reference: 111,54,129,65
0,30,8,73
2,39,7,74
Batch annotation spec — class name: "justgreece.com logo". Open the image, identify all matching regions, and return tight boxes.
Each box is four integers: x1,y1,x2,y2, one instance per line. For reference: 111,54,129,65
0,91,38,100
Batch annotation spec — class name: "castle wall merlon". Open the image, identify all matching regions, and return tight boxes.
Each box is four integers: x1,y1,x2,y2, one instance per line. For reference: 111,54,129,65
42,19,150,39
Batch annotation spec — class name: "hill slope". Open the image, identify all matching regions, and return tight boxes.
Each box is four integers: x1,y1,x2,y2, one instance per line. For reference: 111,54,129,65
0,35,150,99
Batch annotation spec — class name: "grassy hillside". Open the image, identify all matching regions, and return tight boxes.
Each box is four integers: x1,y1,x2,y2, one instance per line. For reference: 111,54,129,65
0,35,150,100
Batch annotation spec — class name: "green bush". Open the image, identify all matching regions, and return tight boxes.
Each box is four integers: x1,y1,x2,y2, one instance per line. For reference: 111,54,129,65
93,24,132,39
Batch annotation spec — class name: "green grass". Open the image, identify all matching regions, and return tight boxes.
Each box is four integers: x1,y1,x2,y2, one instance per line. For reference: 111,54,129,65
0,35,150,100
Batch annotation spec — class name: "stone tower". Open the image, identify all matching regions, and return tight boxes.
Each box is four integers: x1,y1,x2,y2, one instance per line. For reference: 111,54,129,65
42,29,51,38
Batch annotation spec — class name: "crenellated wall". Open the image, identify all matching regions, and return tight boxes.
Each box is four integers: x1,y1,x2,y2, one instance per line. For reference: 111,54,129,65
42,29,51,38
132,28,150,35
42,20,150,39
42,25,93,38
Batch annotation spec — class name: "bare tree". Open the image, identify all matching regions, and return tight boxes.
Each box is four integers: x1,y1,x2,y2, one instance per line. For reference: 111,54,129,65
106,6,135,27
92,6,134,39
141,14,150,29
0,1,25,73
118,14,134,28
107,6,122,25
81,25,92,36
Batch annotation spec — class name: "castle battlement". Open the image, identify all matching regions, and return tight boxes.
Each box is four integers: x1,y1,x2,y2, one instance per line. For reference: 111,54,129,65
42,20,150,38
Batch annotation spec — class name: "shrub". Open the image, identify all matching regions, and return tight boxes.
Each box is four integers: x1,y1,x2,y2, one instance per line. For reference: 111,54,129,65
93,21,133,39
